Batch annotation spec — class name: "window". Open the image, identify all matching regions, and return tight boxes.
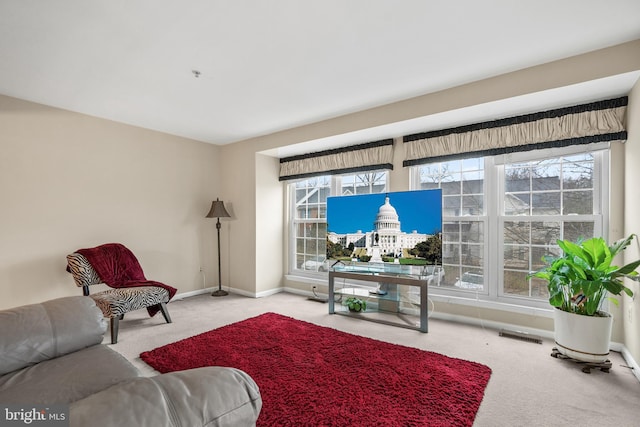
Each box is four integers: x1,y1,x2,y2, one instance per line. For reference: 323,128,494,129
415,158,486,294
412,145,607,308
290,172,388,274
500,151,602,301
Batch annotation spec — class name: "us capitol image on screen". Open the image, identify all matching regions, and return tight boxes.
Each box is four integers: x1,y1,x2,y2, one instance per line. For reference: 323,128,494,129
327,195,431,262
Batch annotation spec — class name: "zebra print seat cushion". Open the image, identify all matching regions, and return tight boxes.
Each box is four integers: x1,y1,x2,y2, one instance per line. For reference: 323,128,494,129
66,252,169,319
89,286,170,318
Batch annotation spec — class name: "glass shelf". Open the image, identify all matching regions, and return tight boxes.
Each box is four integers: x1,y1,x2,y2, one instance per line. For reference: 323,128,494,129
328,265,429,332
331,261,429,278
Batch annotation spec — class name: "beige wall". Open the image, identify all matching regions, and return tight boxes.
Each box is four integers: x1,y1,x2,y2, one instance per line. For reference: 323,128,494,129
255,153,284,295
624,77,640,362
0,95,222,309
609,135,626,341
215,141,256,296
220,40,640,336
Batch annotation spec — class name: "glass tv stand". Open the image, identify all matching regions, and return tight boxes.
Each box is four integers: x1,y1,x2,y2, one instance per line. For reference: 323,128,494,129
328,263,429,332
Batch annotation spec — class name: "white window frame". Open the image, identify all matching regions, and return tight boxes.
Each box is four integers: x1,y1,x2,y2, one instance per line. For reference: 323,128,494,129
288,171,389,278
410,143,609,311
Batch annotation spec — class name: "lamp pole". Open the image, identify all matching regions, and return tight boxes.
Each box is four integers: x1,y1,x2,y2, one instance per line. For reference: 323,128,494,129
212,217,228,296
206,198,231,297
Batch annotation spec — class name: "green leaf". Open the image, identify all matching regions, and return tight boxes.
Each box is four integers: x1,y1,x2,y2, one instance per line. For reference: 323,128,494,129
557,240,584,260
581,237,610,268
609,234,636,257
549,293,564,307
616,259,640,275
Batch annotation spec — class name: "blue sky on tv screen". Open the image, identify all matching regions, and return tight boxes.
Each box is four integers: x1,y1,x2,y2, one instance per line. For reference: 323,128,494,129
327,189,442,235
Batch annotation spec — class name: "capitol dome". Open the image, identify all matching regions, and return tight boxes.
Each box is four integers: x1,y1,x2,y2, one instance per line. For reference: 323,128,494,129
374,196,400,231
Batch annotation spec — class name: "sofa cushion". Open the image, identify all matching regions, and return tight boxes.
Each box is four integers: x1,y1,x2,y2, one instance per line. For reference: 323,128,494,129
0,344,140,404
70,367,262,427
0,296,107,375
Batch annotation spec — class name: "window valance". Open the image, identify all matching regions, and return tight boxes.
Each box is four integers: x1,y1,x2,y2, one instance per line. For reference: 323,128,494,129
279,138,394,181
402,97,627,167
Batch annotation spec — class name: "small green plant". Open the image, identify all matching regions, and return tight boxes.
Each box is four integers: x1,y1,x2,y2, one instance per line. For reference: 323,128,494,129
345,297,367,312
529,234,640,316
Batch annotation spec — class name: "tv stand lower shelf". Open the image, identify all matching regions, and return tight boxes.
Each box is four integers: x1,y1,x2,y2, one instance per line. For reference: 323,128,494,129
328,270,429,333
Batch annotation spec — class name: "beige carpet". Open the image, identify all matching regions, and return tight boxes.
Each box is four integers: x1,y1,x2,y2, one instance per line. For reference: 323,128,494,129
110,292,640,427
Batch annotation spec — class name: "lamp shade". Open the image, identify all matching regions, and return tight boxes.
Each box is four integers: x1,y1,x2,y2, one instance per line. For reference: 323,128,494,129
206,198,231,218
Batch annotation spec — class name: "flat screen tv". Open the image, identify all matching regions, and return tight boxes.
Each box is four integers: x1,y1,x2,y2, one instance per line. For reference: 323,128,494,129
326,189,442,265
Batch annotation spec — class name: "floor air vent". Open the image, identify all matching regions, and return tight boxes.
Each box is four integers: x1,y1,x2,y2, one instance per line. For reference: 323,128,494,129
499,329,543,344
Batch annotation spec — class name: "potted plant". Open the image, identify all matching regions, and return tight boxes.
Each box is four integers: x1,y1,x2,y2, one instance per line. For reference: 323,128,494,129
530,234,640,362
345,297,367,312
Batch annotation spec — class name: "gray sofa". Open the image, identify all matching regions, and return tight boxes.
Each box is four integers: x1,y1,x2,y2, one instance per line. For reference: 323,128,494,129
0,296,262,426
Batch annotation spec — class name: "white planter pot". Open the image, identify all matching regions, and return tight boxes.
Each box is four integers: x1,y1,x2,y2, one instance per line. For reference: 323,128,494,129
553,308,613,363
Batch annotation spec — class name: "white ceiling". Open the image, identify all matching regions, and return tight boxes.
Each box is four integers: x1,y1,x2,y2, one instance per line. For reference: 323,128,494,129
1,1,640,155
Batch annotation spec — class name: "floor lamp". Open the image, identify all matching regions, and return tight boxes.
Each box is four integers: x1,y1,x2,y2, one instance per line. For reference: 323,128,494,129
206,198,231,297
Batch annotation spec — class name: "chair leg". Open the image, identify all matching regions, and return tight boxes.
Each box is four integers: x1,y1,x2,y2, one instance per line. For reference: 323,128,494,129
158,302,172,324
110,317,119,344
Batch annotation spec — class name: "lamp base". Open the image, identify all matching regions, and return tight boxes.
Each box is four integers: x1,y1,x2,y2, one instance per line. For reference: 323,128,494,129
211,289,228,297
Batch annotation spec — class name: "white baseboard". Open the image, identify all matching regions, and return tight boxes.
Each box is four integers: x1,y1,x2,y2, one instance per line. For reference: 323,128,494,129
173,286,263,300
620,346,640,382
428,310,555,340
172,287,214,301
173,286,273,300
282,286,310,297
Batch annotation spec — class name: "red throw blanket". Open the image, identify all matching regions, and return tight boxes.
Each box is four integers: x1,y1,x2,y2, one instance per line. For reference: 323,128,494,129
76,243,177,317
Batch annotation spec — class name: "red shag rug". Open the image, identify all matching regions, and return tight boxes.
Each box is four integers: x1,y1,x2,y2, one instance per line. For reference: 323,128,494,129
140,313,491,427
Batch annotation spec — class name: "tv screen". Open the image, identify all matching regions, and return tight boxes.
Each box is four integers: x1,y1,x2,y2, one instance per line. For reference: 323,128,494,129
326,189,442,265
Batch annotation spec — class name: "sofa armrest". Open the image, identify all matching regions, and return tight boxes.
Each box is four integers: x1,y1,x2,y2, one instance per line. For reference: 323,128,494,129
0,297,107,375
70,367,262,427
